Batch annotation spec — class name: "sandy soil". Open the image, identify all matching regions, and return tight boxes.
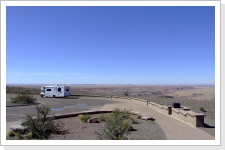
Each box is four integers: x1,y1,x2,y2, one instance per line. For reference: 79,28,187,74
48,113,167,140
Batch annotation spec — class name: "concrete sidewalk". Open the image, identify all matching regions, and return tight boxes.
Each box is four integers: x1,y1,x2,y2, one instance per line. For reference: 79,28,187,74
98,98,215,140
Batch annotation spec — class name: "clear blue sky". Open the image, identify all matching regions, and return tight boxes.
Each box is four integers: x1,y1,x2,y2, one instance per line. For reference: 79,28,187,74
6,6,215,85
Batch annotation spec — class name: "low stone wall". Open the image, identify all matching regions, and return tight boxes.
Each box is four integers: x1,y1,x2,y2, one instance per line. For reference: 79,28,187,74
171,108,205,127
71,95,205,127
147,102,172,115
147,101,205,127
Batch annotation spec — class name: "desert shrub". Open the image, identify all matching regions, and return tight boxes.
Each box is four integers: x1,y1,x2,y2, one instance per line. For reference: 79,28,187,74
199,107,205,112
99,114,108,122
7,131,15,137
112,108,131,120
10,89,36,104
78,114,84,119
98,108,133,140
24,131,38,140
122,119,133,131
21,104,62,139
78,114,91,123
14,132,23,140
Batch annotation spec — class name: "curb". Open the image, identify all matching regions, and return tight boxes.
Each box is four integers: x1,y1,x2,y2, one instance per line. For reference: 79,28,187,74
53,110,113,119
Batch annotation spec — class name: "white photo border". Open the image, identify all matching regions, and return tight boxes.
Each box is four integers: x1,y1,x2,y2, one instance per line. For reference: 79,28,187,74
1,0,220,146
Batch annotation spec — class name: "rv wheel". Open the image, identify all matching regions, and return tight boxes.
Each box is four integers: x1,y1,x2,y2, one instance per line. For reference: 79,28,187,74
53,95,55,98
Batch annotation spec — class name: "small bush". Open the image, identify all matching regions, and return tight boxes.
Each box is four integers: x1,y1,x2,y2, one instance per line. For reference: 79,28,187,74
21,104,62,139
78,114,91,123
99,114,108,122
199,107,205,112
10,90,36,104
78,114,84,119
14,132,23,140
7,131,15,137
98,108,133,140
25,131,37,140
122,119,133,131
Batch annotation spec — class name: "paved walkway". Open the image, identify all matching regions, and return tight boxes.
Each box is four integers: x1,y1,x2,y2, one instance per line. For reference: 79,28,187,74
6,97,214,140
97,98,214,140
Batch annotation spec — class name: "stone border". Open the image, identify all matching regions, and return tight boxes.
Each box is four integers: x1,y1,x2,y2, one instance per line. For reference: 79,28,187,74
53,110,113,119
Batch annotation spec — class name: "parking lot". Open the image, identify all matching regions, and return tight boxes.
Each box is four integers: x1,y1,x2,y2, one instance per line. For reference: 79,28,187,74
6,94,121,122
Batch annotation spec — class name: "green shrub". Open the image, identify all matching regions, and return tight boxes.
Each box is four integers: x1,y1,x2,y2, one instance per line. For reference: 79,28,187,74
111,108,132,120
7,131,15,137
199,107,205,112
14,132,23,140
98,108,133,140
78,114,84,119
78,114,91,123
21,104,62,139
99,114,108,122
10,90,36,104
122,119,133,131
25,131,37,140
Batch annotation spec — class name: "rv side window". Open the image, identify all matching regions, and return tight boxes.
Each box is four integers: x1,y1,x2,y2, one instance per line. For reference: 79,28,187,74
66,89,69,92
58,88,61,92
46,89,51,91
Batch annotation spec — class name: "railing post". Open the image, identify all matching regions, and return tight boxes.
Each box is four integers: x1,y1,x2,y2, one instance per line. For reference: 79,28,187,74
168,106,172,115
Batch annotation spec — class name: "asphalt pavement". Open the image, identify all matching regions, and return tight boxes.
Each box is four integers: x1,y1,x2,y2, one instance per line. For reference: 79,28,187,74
6,94,121,122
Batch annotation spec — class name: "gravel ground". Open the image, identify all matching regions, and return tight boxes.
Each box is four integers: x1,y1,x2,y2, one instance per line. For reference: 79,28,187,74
48,114,167,140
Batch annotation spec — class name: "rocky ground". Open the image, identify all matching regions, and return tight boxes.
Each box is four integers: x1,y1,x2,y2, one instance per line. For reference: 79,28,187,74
48,114,167,140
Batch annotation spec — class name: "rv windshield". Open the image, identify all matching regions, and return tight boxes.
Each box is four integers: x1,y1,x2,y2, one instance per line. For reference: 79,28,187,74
41,90,45,93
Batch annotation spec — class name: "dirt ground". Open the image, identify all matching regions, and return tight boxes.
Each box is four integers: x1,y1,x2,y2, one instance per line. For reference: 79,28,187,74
48,113,167,140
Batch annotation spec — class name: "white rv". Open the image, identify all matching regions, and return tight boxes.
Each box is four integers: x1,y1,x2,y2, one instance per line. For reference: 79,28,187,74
40,85,70,98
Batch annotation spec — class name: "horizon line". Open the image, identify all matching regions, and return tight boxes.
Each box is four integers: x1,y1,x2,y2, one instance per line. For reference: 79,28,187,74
6,83,215,86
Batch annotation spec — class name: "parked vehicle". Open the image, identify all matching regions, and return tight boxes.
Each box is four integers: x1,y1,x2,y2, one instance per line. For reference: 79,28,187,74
40,85,70,98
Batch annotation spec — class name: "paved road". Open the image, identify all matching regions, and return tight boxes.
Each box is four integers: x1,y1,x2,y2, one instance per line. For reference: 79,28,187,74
6,94,120,122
